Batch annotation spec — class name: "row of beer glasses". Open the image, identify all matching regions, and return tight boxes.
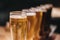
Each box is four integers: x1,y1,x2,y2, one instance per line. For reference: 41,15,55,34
10,4,53,40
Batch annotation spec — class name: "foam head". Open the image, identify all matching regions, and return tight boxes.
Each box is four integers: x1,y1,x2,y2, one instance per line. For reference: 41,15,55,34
29,8,36,12
10,11,27,19
22,9,29,12
10,11,21,14
35,8,47,12
26,12,36,16
39,6,47,10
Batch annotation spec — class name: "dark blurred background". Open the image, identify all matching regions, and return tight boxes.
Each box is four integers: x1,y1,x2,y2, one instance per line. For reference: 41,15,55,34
0,0,60,11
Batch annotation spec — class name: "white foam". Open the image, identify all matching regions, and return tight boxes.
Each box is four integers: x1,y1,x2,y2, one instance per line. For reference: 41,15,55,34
22,9,29,12
29,8,47,12
40,6,46,9
10,15,27,19
29,9,36,12
35,8,47,12
45,4,53,7
44,4,53,9
34,8,40,12
45,6,50,9
26,12,36,16
39,8,47,12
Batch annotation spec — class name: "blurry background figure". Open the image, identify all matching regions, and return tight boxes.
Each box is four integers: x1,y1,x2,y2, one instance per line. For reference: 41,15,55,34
51,7,60,40
0,11,11,40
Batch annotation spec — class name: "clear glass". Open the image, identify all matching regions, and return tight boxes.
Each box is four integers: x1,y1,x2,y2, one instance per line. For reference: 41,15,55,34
26,12,37,40
10,11,27,40
27,8,43,40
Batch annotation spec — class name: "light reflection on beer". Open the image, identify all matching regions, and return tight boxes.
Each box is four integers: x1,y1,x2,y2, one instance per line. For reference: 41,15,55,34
10,12,27,40
26,12,37,40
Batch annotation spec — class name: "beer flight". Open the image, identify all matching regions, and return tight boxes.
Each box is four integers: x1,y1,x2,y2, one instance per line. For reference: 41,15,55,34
9,4,53,40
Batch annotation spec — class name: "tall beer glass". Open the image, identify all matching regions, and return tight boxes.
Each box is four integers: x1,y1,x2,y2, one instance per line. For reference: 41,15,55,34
43,4,53,33
26,12,37,40
10,11,27,40
38,6,52,40
29,8,47,40
34,9,44,40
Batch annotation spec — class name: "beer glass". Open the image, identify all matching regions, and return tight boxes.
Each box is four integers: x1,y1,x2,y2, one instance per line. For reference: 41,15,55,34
29,8,44,40
35,9,44,40
44,4,53,33
10,11,27,40
42,4,53,30
39,6,52,40
26,12,37,40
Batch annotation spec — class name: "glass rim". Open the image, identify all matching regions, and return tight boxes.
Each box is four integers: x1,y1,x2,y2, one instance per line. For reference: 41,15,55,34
10,11,22,15
35,8,47,12
26,12,36,16
10,11,27,19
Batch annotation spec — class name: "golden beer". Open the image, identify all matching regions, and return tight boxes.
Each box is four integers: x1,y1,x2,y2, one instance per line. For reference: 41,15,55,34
29,8,46,40
34,9,43,40
10,11,27,40
26,12,37,40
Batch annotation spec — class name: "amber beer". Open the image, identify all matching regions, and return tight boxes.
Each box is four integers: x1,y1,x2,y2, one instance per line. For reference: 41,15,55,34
29,8,43,40
26,12,37,40
10,11,27,40
42,4,53,33
34,9,43,40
